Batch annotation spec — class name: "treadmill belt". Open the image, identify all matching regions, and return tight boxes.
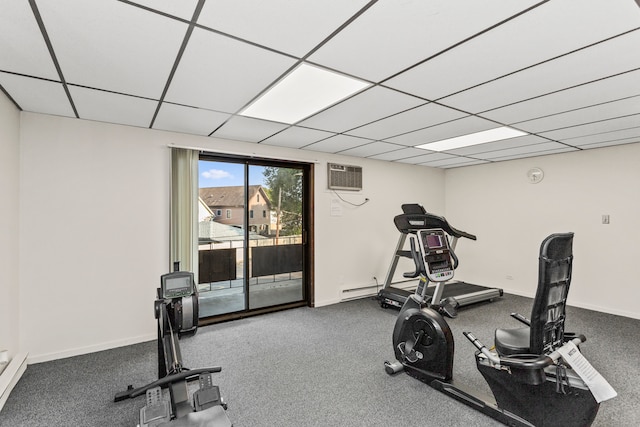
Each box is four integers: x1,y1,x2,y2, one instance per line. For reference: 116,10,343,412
425,281,489,299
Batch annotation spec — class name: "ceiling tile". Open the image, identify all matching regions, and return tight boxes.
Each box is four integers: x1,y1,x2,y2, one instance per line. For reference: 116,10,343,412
514,96,640,134
260,126,334,149
473,141,575,160
440,29,640,113
487,147,577,162
37,0,188,98
540,114,640,141
444,134,550,156
346,102,467,140
337,141,402,157
480,69,640,125
0,73,74,117
384,0,640,100
439,159,490,169
165,27,297,113
308,0,542,82
578,137,640,150
69,86,157,128
197,0,370,57
554,126,640,147
211,116,289,143
0,1,58,79
304,134,372,153
126,0,199,21
421,156,484,168
298,86,424,133
413,153,459,164
396,152,450,165
384,115,498,147
368,147,434,161
153,102,231,136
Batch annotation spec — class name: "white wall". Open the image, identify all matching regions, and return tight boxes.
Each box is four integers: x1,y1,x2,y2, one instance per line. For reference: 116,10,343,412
19,114,170,362
0,91,20,360
18,112,444,362
11,110,640,363
445,145,640,319
314,155,445,306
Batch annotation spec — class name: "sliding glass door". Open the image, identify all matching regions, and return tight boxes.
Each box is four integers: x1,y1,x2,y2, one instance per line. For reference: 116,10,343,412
197,160,247,317
248,165,304,310
197,156,310,320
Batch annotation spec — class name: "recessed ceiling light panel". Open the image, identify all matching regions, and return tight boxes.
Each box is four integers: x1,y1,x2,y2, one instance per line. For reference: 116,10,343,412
416,127,528,151
239,63,371,124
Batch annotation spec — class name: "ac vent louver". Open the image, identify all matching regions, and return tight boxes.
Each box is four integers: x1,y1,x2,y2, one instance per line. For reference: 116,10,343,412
328,163,362,191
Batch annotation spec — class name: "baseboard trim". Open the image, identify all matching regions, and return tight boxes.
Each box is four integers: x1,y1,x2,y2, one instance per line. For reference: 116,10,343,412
567,300,640,320
502,288,639,319
314,297,342,307
0,352,28,413
27,334,156,364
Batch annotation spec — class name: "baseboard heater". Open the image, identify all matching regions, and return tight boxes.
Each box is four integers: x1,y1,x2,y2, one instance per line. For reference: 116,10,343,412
0,352,28,412
340,284,379,301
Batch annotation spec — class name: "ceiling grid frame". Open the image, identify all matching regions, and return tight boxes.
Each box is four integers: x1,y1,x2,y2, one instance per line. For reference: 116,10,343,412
0,0,638,168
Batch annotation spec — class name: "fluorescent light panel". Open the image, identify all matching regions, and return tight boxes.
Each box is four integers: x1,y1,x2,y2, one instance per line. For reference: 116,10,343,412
239,63,371,124
416,127,528,151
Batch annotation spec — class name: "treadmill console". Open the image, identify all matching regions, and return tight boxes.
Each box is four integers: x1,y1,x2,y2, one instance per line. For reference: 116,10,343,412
417,229,454,282
160,271,195,299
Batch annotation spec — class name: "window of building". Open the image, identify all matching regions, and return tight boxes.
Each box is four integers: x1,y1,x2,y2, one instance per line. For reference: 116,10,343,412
226,209,231,219
249,210,254,219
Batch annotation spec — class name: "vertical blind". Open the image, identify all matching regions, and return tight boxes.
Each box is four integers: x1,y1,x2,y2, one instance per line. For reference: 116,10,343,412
170,147,198,276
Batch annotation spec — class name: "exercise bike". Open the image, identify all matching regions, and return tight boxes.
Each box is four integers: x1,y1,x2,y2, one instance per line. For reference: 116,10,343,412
385,229,615,426
396,233,459,318
115,264,232,427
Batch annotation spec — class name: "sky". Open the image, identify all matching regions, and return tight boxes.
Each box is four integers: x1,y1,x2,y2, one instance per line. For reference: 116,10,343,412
199,160,266,188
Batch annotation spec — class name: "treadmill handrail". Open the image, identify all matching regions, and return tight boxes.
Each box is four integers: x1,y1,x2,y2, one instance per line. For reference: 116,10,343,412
393,213,477,241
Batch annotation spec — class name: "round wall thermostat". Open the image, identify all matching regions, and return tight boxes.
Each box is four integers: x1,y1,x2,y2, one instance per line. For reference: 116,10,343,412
527,167,544,184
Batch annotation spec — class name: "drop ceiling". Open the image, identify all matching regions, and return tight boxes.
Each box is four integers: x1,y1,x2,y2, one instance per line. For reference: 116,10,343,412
1,0,639,168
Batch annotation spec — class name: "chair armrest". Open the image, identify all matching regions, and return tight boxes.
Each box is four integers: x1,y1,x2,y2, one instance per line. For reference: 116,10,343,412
510,312,531,326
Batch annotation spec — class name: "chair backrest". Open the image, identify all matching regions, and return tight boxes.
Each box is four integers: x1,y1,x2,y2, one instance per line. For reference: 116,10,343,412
529,232,574,354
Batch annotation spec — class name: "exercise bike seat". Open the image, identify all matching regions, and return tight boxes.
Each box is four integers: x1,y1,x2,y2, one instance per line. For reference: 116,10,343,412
494,233,574,356
494,327,530,356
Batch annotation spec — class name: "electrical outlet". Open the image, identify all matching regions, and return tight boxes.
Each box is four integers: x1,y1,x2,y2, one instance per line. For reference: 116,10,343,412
602,215,610,224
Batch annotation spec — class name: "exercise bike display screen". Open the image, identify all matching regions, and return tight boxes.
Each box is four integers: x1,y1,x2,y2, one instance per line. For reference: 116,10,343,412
161,272,195,299
417,229,454,282
425,233,444,249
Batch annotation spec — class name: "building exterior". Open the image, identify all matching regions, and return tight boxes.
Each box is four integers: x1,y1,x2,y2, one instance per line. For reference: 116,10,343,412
199,185,273,235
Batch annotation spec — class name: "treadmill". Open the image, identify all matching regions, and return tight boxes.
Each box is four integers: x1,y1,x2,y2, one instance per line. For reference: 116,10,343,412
377,204,503,315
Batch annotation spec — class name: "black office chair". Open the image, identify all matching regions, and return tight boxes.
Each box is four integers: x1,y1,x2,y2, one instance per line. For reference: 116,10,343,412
494,232,575,356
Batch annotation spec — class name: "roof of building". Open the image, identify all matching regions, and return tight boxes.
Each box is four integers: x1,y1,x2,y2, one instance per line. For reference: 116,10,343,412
199,185,272,209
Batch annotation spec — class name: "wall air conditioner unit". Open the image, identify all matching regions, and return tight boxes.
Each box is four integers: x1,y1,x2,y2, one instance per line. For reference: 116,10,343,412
328,163,363,191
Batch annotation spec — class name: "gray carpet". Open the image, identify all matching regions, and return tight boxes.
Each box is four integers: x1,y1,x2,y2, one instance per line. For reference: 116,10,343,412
1,294,638,426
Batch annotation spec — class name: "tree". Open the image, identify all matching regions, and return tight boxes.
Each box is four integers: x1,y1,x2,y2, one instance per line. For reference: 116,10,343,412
262,167,302,236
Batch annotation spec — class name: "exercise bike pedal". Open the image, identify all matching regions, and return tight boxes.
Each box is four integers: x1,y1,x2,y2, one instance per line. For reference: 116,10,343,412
384,360,404,375
438,297,459,318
